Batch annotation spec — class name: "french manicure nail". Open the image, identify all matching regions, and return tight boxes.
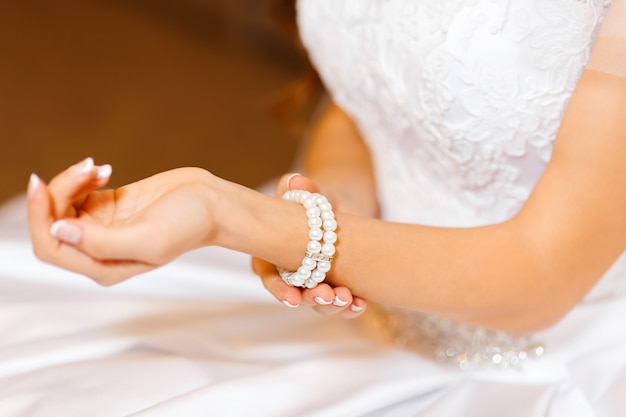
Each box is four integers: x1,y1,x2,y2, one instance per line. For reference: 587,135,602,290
333,296,349,307
314,296,332,305
97,164,112,180
69,157,94,177
27,173,40,199
285,172,302,190
349,304,365,313
282,300,299,308
50,220,82,245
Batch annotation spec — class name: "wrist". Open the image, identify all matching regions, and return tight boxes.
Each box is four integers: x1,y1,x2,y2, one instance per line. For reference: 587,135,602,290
276,190,338,288
210,179,308,270
306,175,379,218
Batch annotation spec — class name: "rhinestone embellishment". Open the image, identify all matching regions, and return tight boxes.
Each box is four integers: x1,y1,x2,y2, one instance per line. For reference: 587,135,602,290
372,306,545,370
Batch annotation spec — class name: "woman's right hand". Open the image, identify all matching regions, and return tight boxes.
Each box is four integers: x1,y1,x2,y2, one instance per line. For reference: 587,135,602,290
252,172,367,319
27,158,225,285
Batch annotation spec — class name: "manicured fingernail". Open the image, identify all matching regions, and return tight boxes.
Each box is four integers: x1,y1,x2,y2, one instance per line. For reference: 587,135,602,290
97,164,112,180
314,296,332,305
69,157,95,176
349,304,365,313
50,220,82,245
285,173,302,190
333,296,349,307
282,300,299,308
27,173,40,199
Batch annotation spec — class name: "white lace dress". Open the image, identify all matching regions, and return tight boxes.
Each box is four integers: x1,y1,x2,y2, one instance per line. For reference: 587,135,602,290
296,0,626,414
0,1,625,416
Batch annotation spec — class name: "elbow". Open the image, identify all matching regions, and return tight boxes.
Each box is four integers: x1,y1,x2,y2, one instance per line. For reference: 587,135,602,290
469,280,580,333
461,266,582,333
480,305,571,333
474,236,585,332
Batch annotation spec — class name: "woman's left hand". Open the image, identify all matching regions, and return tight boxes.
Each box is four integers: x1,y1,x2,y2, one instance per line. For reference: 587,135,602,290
251,172,367,318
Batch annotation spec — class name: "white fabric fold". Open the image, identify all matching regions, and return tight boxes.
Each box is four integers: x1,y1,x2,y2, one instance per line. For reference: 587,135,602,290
1,194,626,416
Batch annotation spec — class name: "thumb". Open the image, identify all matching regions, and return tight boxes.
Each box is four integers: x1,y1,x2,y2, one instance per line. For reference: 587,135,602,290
49,219,157,263
27,173,58,257
275,173,320,197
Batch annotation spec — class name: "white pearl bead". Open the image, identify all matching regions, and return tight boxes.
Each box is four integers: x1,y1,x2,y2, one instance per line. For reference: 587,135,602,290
308,217,323,228
317,261,331,273
290,190,303,202
323,219,337,231
306,207,321,218
321,210,334,221
303,197,316,209
307,240,322,253
302,257,316,270
312,269,326,283
305,279,317,289
280,271,294,285
321,243,336,256
309,228,323,241
323,231,337,244
314,195,327,205
318,202,332,212
297,266,311,279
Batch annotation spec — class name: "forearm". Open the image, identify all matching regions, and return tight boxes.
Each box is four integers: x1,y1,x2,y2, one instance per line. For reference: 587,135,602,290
329,216,550,331
214,179,546,331
301,100,379,217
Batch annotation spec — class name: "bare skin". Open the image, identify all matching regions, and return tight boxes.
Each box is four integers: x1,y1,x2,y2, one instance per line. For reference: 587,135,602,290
27,69,626,332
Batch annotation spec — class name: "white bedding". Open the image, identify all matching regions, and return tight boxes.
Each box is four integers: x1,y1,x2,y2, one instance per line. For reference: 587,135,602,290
1,195,624,416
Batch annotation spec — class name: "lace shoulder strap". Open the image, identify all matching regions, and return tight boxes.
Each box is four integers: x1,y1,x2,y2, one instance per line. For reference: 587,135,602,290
586,0,626,76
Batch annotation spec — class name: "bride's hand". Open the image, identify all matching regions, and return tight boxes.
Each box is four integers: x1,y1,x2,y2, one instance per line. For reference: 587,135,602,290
27,158,221,285
252,173,367,318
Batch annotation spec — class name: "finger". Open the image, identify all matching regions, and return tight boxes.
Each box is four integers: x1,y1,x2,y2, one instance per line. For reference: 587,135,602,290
275,172,320,197
305,285,354,316
47,157,113,218
310,288,367,319
300,282,335,306
332,286,354,308
27,174,149,284
339,296,368,319
254,257,303,308
28,173,60,261
49,217,161,263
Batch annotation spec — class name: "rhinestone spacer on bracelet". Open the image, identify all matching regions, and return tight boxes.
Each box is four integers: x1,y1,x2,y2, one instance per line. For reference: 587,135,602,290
277,189,337,289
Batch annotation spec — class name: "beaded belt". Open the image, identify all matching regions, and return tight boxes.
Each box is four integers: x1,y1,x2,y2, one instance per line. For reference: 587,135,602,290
369,305,545,370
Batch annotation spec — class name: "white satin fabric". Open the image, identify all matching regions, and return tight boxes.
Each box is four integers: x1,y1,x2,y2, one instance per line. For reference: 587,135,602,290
2,1,626,416
1,195,625,416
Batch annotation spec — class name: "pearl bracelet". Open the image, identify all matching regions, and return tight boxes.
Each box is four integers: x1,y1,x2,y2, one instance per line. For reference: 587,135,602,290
277,190,337,288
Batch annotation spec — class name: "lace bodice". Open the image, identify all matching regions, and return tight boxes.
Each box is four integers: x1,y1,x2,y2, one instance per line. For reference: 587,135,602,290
298,0,626,303
298,0,612,226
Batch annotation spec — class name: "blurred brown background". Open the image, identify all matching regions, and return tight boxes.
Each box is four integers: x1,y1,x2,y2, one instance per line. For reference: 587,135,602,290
0,0,308,203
